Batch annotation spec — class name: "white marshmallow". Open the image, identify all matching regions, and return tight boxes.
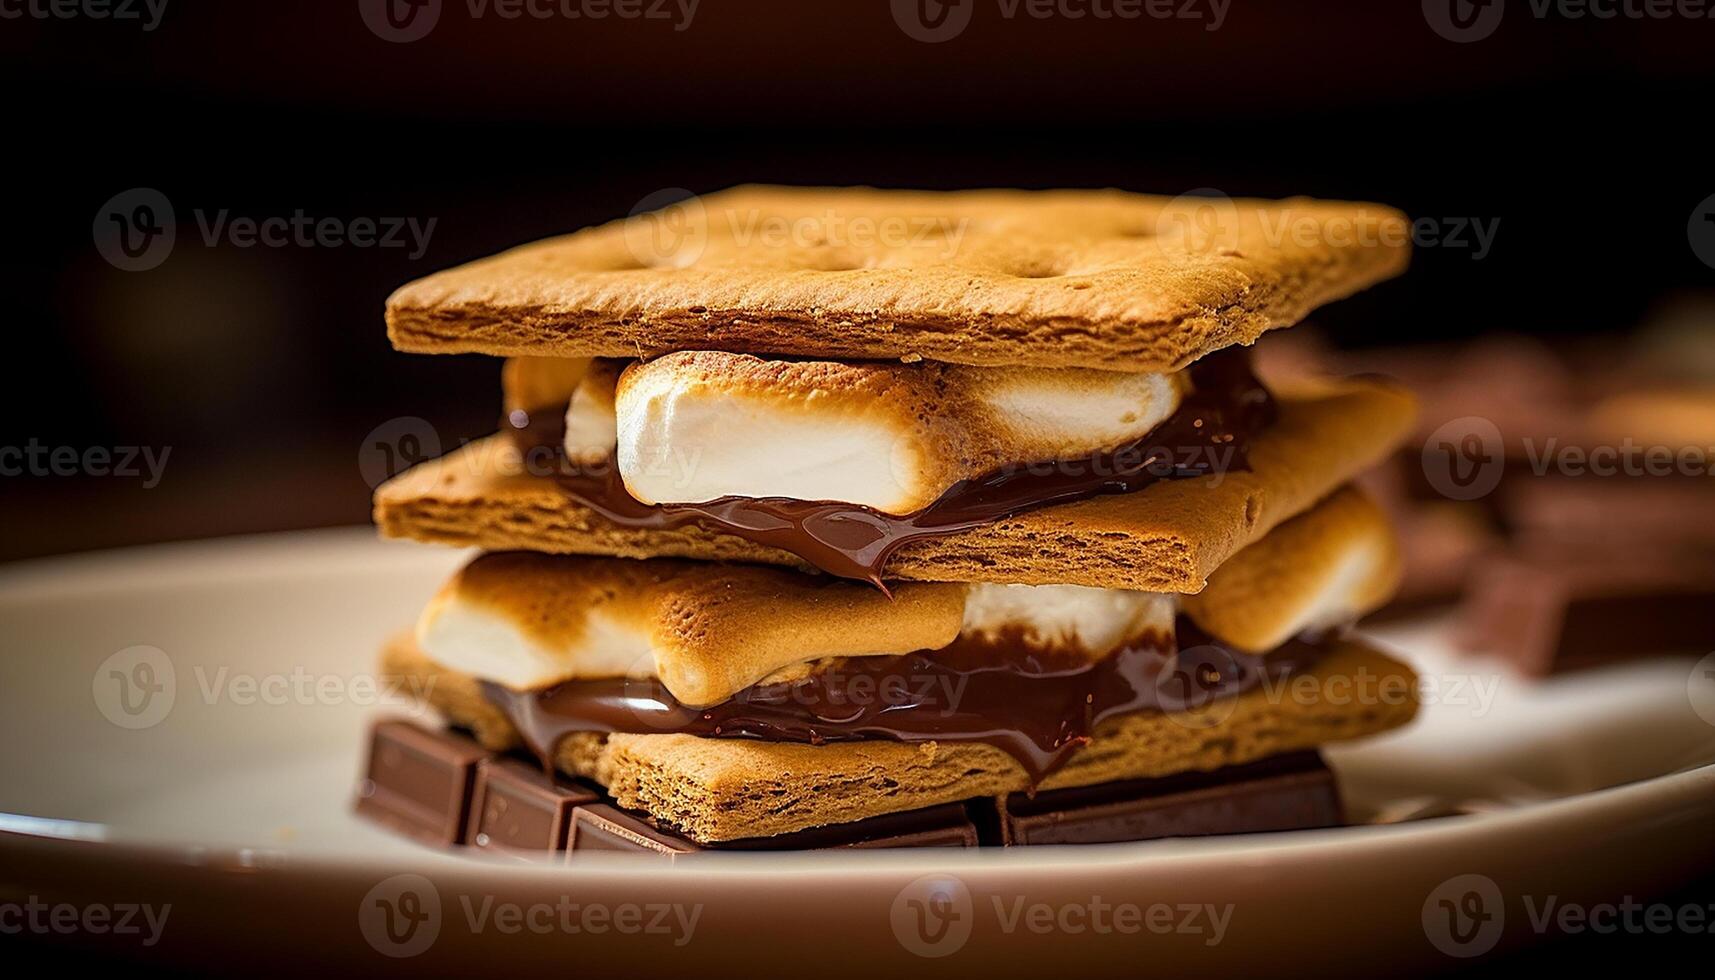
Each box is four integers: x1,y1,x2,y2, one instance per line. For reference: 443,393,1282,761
562,360,621,465
1272,536,1392,643
981,370,1181,456
616,369,923,510
613,352,1185,513
416,596,654,691
960,583,1177,655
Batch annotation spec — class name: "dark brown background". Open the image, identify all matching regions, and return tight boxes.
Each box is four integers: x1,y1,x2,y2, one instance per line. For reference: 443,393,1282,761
1,0,1711,561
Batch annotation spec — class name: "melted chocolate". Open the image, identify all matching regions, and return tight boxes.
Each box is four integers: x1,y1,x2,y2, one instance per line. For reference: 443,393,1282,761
482,617,1326,785
505,349,1275,588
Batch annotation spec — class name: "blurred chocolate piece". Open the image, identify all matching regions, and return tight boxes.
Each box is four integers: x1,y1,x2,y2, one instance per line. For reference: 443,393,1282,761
1383,501,1498,614
1586,389,1715,450
570,805,702,858
354,719,486,846
466,758,600,859
998,751,1341,845
569,801,981,857
1266,329,1715,636
1503,477,1715,558
1260,331,1583,463
1358,459,1498,615
1458,552,1715,675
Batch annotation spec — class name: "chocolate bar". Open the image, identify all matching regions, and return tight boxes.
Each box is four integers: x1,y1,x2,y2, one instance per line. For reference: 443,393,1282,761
1501,477,1715,558
570,802,982,857
997,751,1341,845
1458,552,1715,675
466,758,599,859
353,720,487,846
357,720,1346,854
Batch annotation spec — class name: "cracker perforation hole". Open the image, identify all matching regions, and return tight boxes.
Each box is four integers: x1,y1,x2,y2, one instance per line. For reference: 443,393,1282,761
1010,264,1068,279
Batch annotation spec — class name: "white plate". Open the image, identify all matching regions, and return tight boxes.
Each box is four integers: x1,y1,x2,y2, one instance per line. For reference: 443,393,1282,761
3,529,1714,972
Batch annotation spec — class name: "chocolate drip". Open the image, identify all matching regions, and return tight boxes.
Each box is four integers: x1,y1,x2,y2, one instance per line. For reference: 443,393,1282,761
482,616,1326,785
504,348,1275,588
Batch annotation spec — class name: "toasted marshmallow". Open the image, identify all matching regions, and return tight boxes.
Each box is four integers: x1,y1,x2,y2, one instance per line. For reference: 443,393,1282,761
417,553,966,706
961,583,1175,656
563,358,623,465
418,488,1397,708
1182,485,1402,652
503,356,590,415
613,351,1184,514
418,596,655,690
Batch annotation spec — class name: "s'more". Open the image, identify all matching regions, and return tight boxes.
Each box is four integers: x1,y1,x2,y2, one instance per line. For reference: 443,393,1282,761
357,186,1422,854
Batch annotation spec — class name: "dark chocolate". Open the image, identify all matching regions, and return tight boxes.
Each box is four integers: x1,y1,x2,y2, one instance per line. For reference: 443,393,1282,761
710,802,982,851
1458,551,1715,675
358,725,1344,853
483,616,1326,786
998,750,1342,845
505,348,1274,588
1502,477,1715,558
465,758,600,859
569,801,982,857
569,805,701,858
354,720,487,846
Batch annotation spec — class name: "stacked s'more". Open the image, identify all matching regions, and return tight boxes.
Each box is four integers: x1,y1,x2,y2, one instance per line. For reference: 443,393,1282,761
359,187,1422,854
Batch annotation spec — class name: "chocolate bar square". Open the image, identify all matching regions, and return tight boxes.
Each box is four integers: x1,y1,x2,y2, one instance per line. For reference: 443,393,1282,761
569,805,701,859
354,719,487,846
998,751,1343,845
466,758,600,859
1459,552,1715,675
568,802,982,857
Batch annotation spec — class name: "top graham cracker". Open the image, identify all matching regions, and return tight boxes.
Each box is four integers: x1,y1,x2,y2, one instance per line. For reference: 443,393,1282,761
386,185,1410,371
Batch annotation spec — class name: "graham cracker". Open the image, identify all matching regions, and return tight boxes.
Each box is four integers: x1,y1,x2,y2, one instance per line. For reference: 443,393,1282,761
373,378,1416,592
1182,484,1403,652
387,186,1410,372
383,633,1417,842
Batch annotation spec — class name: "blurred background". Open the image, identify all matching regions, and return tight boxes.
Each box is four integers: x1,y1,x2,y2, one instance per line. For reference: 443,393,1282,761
1,0,1711,561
